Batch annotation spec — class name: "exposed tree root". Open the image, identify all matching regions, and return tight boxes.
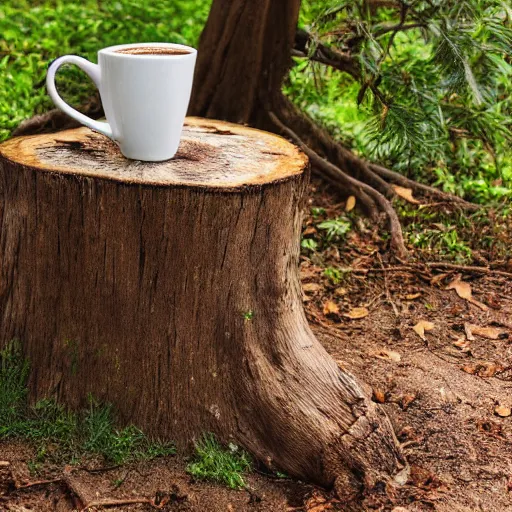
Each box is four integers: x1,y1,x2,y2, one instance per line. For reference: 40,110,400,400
370,163,480,211
10,467,169,511
268,110,409,260
426,262,512,279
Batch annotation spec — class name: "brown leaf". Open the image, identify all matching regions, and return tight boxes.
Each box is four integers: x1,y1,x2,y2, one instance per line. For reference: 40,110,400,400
494,405,511,418
371,349,401,362
464,362,500,377
431,273,449,286
303,282,322,294
303,226,317,236
479,362,498,377
401,394,416,410
345,195,356,212
373,389,386,403
462,364,477,375
413,320,435,341
405,292,422,300
446,276,488,311
466,324,507,340
334,287,348,296
464,323,475,341
453,338,471,352
323,300,339,315
344,307,369,319
393,185,420,204
304,492,336,512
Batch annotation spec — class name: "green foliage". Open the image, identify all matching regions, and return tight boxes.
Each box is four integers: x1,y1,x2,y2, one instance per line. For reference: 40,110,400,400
398,201,510,262
324,266,344,284
187,434,252,489
0,0,211,141
311,207,327,216
301,237,318,252
290,0,512,203
317,217,351,241
0,343,175,465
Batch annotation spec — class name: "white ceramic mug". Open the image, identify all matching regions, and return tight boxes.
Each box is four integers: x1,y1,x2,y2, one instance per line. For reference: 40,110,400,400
46,42,197,161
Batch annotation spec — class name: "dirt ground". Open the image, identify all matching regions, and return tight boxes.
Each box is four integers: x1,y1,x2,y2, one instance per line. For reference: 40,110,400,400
1,181,511,512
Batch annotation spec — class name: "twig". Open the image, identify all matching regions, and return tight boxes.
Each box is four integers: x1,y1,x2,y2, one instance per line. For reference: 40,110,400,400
369,163,479,211
426,262,512,279
373,22,426,37
269,111,408,260
82,497,167,511
293,29,361,80
348,265,415,274
377,253,399,317
15,478,62,489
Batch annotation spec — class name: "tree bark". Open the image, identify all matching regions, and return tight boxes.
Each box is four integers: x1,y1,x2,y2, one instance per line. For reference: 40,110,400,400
189,0,412,258
0,118,406,498
190,0,300,127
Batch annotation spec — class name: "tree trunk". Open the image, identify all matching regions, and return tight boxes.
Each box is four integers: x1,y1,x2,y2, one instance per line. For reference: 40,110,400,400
190,0,299,127
0,118,406,499
189,0,412,258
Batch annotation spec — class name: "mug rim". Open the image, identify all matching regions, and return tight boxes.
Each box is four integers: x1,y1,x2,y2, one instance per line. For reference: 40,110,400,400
99,42,197,59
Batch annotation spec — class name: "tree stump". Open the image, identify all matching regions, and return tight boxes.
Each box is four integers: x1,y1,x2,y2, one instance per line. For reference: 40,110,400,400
0,118,406,497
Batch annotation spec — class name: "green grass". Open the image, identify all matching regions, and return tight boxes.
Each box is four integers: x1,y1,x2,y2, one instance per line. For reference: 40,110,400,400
0,342,175,466
187,434,252,489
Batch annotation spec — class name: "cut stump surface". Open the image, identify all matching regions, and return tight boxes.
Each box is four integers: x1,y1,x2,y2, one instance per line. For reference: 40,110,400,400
0,118,405,499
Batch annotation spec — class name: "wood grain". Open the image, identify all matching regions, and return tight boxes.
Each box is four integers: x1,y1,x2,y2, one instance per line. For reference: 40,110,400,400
0,118,405,497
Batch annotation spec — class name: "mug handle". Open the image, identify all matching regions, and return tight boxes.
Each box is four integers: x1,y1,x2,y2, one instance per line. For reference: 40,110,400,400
46,56,113,139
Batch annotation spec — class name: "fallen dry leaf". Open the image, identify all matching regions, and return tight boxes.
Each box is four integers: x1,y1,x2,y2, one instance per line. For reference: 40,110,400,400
413,320,435,341
466,324,507,340
494,405,511,418
464,323,475,341
393,185,420,204
304,491,337,512
462,364,477,375
405,292,422,300
392,508,410,512
345,195,356,212
344,307,369,319
323,300,339,315
446,276,488,311
302,226,317,236
453,338,471,352
463,362,500,377
373,389,386,403
303,282,322,293
401,394,416,410
371,349,401,362
431,273,449,286
334,287,348,296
